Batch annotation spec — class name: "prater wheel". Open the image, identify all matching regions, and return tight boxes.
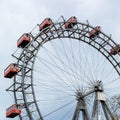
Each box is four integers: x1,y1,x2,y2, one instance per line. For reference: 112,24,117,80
6,16,120,120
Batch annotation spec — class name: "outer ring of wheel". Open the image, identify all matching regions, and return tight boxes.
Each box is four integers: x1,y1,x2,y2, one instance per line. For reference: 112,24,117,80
13,21,120,120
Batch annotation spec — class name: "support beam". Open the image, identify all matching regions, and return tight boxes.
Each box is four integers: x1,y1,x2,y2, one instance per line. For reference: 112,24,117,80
91,81,116,120
72,93,90,120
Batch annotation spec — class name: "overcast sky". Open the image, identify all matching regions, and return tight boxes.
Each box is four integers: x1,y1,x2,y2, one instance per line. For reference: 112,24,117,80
0,0,120,119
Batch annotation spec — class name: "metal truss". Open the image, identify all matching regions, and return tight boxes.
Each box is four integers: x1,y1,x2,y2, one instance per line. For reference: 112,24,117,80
6,17,120,120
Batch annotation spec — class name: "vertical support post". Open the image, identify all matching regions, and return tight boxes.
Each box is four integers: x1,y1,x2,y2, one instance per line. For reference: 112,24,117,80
91,81,116,120
72,93,90,120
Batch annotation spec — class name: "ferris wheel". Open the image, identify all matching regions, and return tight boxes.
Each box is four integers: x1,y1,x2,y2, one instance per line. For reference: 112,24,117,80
4,16,120,120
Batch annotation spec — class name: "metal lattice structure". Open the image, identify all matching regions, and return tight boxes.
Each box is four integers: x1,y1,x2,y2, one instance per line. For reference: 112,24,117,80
6,16,120,120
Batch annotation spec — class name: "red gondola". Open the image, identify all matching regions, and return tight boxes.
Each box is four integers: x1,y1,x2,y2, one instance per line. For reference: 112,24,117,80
110,44,120,55
17,33,31,48
6,104,21,118
39,18,53,31
64,16,77,29
4,63,19,78
88,26,101,38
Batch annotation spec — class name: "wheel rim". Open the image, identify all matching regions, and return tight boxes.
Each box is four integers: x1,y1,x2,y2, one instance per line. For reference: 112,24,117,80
10,20,120,119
